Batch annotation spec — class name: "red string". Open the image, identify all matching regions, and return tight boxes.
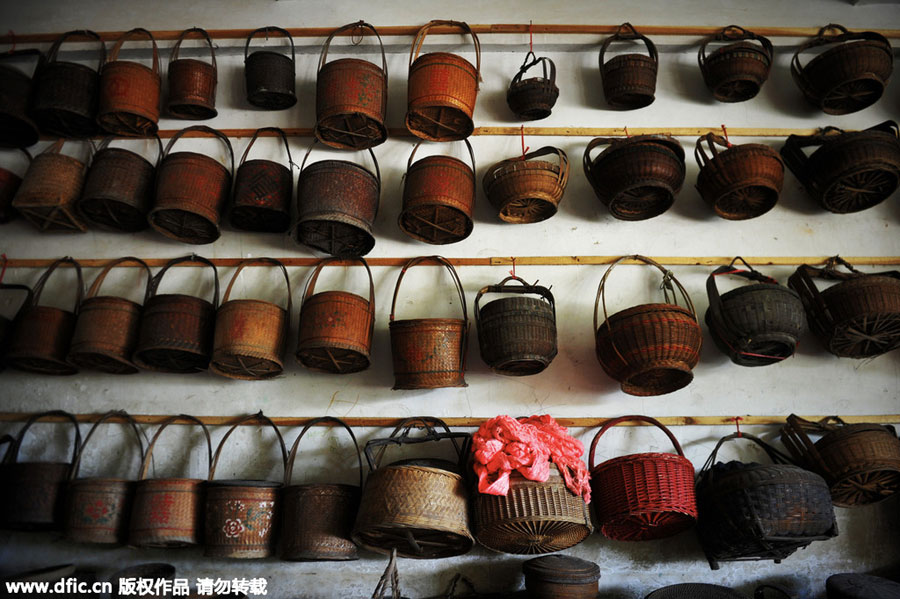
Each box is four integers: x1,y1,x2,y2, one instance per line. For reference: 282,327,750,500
509,257,516,278
721,124,732,147
0,254,7,284
712,268,744,277
712,324,789,362
624,126,630,138
733,416,743,437
529,20,533,53
520,125,529,160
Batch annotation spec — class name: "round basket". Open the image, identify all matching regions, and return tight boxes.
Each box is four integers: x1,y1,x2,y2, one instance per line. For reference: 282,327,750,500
97,28,160,137
0,56,40,148
230,127,293,233
244,27,297,110
12,139,90,233
507,53,558,121
483,146,568,224
698,25,773,102
600,23,658,109
167,28,218,120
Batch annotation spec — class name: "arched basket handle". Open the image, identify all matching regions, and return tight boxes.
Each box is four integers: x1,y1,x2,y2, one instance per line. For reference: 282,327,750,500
588,414,685,470
283,416,363,489
137,414,212,481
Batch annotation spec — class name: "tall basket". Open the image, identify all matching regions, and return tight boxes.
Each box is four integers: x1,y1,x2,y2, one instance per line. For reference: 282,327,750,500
97,28,160,136
230,127,293,233
698,25,773,103
599,23,658,109
244,27,297,110
167,27,218,120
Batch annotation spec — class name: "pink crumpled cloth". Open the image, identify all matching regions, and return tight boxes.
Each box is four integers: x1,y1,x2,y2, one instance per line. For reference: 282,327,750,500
471,414,591,503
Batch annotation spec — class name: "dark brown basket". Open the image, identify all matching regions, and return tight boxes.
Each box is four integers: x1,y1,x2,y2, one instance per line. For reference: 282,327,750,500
507,53,558,121
780,121,900,214
600,23,658,109
406,20,481,142
523,555,601,599
281,417,362,561
230,127,293,233
583,135,685,220
97,28,160,136
475,276,557,376
483,146,569,224
0,281,32,371
782,414,900,507
792,24,893,115
149,125,234,245
695,433,838,570
400,140,475,244
705,258,806,367
296,256,375,374
244,27,297,110
698,26,773,103
5,257,83,375
13,138,90,233
67,257,152,374
167,28,218,120
31,30,104,137
695,133,784,220
132,254,219,373
315,21,388,150
0,410,81,531
0,148,30,223
788,256,900,358
594,256,702,396
295,142,380,257
0,52,40,148
390,256,468,390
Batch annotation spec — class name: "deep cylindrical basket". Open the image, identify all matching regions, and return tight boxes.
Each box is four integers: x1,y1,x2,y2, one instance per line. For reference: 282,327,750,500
483,146,569,224
698,26,773,102
600,23,658,109
244,27,297,110
167,28,218,120
523,555,601,599
507,53,558,121
0,149,30,223
97,28,160,136
230,127,293,233
0,55,40,148
12,139,90,232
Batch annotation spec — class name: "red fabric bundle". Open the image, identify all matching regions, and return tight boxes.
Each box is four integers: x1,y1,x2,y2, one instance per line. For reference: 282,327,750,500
472,414,591,502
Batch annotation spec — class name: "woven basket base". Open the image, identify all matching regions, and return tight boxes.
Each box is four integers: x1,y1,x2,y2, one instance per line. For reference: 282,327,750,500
97,112,158,137
17,205,87,232
67,350,139,375
133,348,209,373
77,197,148,232
229,205,290,233
168,103,217,120
296,346,370,374
354,525,474,559
399,203,473,244
827,312,900,358
297,220,375,257
831,469,900,507
601,510,696,541
316,113,386,150
820,76,885,116
149,208,220,245
498,197,558,224
712,78,762,103
476,518,590,554
822,166,899,214
607,91,655,109
621,363,694,397
7,355,78,375
713,185,779,220
210,353,283,380
608,184,674,220
407,107,474,142
490,357,551,377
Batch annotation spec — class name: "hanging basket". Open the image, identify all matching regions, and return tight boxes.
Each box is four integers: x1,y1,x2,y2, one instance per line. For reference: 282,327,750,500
244,26,297,110
133,254,219,373
788,256,900,358
128,414,212,547
600,23,658,109
296,256,375,374
315,21,388,150
31,30,104,137
507,53,558,121
406,20,482,142
523,555,601,599
594,255,702,396
781,414,900,507
281,416,362,561
695,433,838,570
167,28,218,120
694,133,784,220
210,258,291,380
0,148,30,223
483,146,569,224
705,258,806,367
0,51,40,148
97,28,160,136
583,135,685,220
230,127,293,233
67,257,152,374
780,121,900,214
698,25,773,103
353,417,474,558
791,24,893,115
589,415,698,541
12,138,90,233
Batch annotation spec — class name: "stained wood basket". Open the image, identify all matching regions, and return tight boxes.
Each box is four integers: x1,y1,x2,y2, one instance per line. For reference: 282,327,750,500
230,127,293,233
698,25,773,103
12,138,90,233
483,146,569,224
600,23,658,109
167,27,218,120
97,28,160,136
244,26,297,110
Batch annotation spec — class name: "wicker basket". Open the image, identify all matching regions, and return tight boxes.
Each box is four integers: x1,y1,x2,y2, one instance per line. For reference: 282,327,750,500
13,138,90,233
594,255,702,396
523,555,601,599
167,28,218,120
589,415,697,541
244,26,297,110
695,433,838,570
230,127,293,233
698,25,773,103
0,55,40,148
646,584,748,599
97,28,160,136
600,23,658,109
483,146,569,224
782,414,900,507
507,53,558,121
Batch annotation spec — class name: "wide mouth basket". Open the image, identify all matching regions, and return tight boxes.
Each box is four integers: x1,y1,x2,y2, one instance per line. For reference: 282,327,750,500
166,28,218,120
230,127,293,233
483,146,569,224
12,145,89,233
150,153,231,245
97,28,161,137
244,27,297,110
698,26,773,103
600,23,659,109
77,143,158,233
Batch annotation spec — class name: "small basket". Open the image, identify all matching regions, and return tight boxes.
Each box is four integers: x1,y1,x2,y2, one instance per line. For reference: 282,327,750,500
244,26,297,110
296,256,375,374
523,555,601,599
230,127,293,233
0,52,41,148
698,25,773,103
788,256,900,358
781,414,900,507
589,415,698,541
600,23,658,109
695,133,784,220
791,24,893,115
13,138,90,233
507,53,558,121
97,28,160,136
0,148,31,223
483,146,568,224
594,255,702,396
167,28,218,120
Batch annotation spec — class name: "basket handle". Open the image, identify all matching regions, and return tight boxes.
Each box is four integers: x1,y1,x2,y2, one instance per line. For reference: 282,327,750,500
582,137,620,197
239,127,294,169
406,138,475,175
588,414,685,470
40,137,94,164
780,414,830,475
364,416,470,471
108,28,159,75
474,275,555,330
283,416,363,489
511,53,556,87
486,146,569,189
302,256,375,308
779,127,843,188
221,256,291,308
147,254,219,308
30,256,83,314
69,410,145,480
5,410,82,469
170,27,216,72
137,414,212,481
409,20,481,88
390,255,468,325
85,256,152,305
694,133,731,168
45,30,105,71
208,411,288,482
163,125,234,176
697,432,794,484
698,25,772,67
244,26,295,63
96,135,164,168
319,21,388,81
0,282,34,316
300,139,381,198
600,22,658,67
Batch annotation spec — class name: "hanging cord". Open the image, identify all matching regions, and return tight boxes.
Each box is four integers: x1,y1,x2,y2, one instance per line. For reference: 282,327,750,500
659,269,675,304
509,256,516,278
623,126,630,138
520,125,530,160
733,416,743,437
721,124,732,147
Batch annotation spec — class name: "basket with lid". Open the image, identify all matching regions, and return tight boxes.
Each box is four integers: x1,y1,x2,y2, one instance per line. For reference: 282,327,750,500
507,52,558,121
167,27,218,120
244,26,297,110
484,146,568,224
353,417,474,558
523,555,600,599
296,256,375,374
600,23,658,109
0,50,40,148
13,138,90,233
698,25,773,102
0,148,30,223
97,28,160,136
230,127,293,233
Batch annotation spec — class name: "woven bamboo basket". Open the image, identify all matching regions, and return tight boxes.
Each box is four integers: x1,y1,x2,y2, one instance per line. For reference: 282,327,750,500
64,410,145,545
128,414,211,547
13,138,90,233
353,417,474,558
296,257,375,374
315,21,388,150
0,148,30,223
594,255,702,396
210,258,291,380
97,28,160,136
523,555,601,599
507,53,558,121
0,410,81,531
0,54,40,148
281,416,362,561
826,573,900,599
788,256,900,358
600,23,658,109
244,27,297,110
695,133,784,220
695,433,838,570
67,257,152,374
389,256,468,389
583,135,685,220
406,20,481,142
230,127,293,233
167,28,218,120
483,146,569,224
646,584,748,599
705,258,806,367
782,414,900,507
791,24,893,115
698,25,773,102
589,415,697,541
